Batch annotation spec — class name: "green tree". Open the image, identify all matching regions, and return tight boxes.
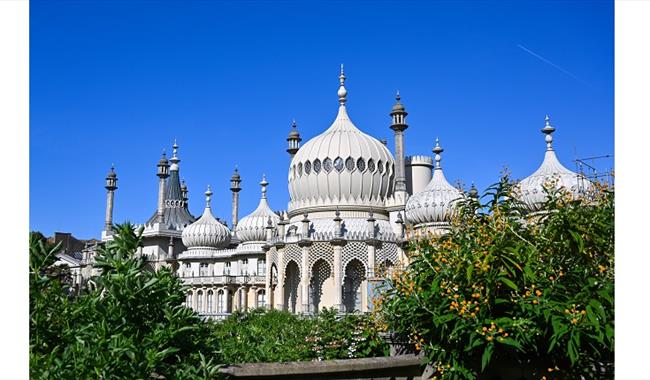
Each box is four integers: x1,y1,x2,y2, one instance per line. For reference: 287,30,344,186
29,223,221,379
378,178,614,379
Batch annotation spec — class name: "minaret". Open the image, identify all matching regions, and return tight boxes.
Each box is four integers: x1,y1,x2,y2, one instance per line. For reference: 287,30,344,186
390,91,409,193
230,168,242,228
104,165,118,233
286,120,302,158
156,151,170,223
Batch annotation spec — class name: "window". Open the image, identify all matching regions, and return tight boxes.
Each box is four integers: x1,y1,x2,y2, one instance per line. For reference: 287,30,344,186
377,160,383,173
304,160,311,174
334,157,344,172
197,290,203,312
241,259,248,274
257,259,266,275
186,291,193,309
217,290,224,313
356,158,366,172
224,262,231,275
257,290,266,308
367,158,376,172
207,290,214,313
345,157,354,172
199,263,209,276
297,163,303,176
323,158,333,173
313,159,321,173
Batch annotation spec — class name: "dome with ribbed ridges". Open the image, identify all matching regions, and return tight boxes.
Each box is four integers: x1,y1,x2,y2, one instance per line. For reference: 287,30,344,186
405,139,463,229
236,175,280,242
515,116,591,213
287,67,395,214
182,187,231,249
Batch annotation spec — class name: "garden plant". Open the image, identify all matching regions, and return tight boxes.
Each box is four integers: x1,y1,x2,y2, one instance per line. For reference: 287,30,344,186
378,177,614,379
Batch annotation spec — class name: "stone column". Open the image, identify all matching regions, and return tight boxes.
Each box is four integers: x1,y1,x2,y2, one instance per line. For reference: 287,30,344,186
156,153,170,223
332,242,345,313
276,247,285,311
223,287,231,313
299,242,311,314
104,166,117,235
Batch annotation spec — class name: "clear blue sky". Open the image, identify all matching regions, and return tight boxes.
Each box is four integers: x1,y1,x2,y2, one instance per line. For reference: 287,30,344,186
30,0,613,239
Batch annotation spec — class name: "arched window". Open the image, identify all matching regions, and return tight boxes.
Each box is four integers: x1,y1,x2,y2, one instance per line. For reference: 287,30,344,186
309,259,331,313
343,259,365,313
207,290,214,313
186,291,193,309
217,290,225,313
257,290,266,308
284,261,300,313
197,290,203,312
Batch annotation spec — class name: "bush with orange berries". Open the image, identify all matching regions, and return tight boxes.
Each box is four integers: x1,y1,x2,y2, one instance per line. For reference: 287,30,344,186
377,176,614,379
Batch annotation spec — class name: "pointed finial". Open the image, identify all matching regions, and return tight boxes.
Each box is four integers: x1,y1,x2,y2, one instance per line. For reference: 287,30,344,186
171,140,180,164
433,138,444,169
338,64,347,106
260,174,268,199
396,90,401,103
205,185,212,208
541,115,556,151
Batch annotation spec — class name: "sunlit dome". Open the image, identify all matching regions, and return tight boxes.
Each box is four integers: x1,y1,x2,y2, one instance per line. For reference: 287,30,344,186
515,116,591,212
288,66,395,213
405,139,463,229
236,175,280,242
181,186,231,249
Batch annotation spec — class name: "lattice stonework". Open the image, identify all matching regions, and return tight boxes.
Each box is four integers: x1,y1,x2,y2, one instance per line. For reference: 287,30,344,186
376,242,398,267
284,244,302,272
268,247,278,268
342,241,368,276
309,242,334,271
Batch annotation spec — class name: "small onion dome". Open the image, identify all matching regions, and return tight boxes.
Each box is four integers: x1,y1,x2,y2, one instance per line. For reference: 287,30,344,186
515,116,591,213
181,186,231,248
405,138,463,227
106,165,117,178
288,119,301,139
391,91,406,112
236,175,280,242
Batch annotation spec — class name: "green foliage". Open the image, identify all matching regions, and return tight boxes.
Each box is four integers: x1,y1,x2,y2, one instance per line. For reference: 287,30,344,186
29,223,221,379
378,178,614,379
208,308,389,364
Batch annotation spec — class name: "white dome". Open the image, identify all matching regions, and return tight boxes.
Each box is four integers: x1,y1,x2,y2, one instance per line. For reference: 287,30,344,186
288,68,395,213
181,187,231,249
236,176,280,242
405,139,463,228
515,116,591,213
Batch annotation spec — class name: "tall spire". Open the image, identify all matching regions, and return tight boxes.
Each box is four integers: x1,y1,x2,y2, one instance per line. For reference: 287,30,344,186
260,174,268,199
230,167,242,228
433,137,443,170
104,164,118,233
390,91,409,193
541,115,556,151
338,64,347,106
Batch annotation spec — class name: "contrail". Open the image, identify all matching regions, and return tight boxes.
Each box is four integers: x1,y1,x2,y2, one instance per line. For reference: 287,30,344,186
517,44,593,87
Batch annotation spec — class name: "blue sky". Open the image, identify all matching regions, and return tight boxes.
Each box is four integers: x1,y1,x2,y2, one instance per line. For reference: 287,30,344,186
30,0,613,239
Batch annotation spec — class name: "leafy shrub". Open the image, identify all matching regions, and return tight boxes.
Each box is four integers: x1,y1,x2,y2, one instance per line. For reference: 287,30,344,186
378,177,614,379
29,223,221,379
209,308,389,364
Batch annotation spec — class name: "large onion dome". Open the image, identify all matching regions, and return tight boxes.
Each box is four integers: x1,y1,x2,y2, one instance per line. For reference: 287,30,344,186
405,139,463,230
236,175,280,242
287,66,395,213
515,116,591,213
181,186,231,249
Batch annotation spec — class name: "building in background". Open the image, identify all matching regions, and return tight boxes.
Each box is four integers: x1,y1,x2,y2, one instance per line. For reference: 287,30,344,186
91,67,592,318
